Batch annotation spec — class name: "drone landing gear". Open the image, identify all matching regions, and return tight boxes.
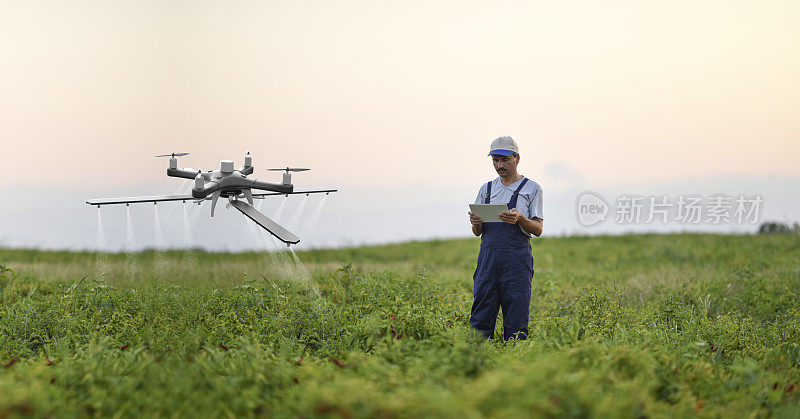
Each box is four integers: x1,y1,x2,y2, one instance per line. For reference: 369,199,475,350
229,200,300,245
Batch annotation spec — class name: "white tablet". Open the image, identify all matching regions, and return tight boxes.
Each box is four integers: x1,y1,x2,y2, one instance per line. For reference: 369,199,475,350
469,204,509,223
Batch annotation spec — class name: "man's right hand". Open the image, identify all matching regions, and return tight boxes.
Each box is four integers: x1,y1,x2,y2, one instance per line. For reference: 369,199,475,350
468,211,483,226
469,211,483,236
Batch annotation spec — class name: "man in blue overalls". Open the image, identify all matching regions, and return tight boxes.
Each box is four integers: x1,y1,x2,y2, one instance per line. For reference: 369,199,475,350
468,136,543,340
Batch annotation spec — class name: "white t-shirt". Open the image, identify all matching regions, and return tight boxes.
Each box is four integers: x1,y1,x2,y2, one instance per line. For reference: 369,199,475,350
474,176,544,236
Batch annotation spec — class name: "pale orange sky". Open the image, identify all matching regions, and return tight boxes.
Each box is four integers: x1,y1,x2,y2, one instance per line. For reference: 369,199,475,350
2,0,799,191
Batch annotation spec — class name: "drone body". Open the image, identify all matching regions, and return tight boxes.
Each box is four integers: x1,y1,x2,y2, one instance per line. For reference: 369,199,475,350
86,152,336,245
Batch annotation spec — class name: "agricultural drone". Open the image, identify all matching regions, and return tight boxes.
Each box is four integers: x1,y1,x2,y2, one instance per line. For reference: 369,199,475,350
86,152,337,245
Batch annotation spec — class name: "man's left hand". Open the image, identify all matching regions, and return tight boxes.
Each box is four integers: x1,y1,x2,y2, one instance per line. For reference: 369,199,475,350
499,208,523,224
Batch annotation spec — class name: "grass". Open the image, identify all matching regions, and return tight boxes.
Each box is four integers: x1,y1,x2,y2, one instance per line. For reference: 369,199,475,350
1,233,799,417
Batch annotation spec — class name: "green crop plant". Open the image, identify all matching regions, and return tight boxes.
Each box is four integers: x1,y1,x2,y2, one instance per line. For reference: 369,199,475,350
1,233,799,417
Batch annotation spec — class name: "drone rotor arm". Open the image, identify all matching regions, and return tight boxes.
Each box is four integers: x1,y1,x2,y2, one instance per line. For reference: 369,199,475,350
167,167,201,180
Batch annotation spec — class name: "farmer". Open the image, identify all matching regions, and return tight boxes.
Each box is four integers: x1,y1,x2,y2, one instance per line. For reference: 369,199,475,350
468,136,543,340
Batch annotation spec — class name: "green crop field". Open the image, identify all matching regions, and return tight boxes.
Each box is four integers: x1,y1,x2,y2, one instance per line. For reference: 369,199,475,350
1,233,799,417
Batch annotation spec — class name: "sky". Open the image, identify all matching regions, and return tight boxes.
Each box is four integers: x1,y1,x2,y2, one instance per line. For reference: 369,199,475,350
1,0,799,251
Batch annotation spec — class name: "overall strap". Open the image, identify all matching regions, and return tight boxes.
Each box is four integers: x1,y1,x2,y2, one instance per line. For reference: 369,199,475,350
508,177,529,208
512,177,529,198
484,181,492,204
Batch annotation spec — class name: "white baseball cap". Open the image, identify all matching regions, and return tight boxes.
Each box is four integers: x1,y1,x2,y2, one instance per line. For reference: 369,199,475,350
488,136,518,156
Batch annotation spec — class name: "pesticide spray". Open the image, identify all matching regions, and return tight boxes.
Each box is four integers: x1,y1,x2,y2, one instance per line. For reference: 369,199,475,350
125,205,139,280
95,207,109,280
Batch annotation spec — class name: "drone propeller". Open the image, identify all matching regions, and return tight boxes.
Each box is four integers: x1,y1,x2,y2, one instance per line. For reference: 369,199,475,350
155,153,190,158
267,167,310,173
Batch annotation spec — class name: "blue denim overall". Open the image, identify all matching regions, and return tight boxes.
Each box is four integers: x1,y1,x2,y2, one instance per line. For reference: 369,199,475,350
469,178,534,340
